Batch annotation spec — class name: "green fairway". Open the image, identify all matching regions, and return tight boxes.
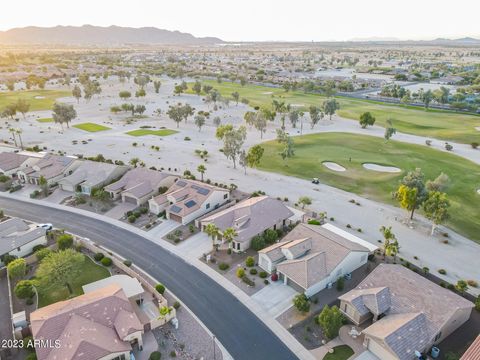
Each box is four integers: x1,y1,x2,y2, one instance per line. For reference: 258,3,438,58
126,129,178,137
73,122,111,132
36,256,110,307
257,132,480,241
0,90,70,111
191,80,480,144
36,117,53,123
322,345,354,360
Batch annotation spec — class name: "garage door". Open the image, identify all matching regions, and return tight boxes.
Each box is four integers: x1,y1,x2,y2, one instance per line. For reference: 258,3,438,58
367,338,396,360
169,213,183,223
61,183,75,192
123,195,138,205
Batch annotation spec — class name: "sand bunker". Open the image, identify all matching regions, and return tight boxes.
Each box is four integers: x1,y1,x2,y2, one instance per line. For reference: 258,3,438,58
290,104,305,107
477,189,480,195
476,127,480,131
262,92,273,95
34,96,45,99
363,163,401,173
323,162,346,172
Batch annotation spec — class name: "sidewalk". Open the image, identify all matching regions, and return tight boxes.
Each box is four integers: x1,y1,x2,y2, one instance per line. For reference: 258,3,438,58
0,192,314,360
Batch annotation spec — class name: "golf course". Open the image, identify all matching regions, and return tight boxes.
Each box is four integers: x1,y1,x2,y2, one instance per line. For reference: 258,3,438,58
0,89,70,111
192,80,480,144
257,132,480,241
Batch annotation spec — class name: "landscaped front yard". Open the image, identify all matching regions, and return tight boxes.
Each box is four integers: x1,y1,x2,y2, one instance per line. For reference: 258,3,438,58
73,122,111,132
126,129,178,137
323,345,354,360
36,256,110,307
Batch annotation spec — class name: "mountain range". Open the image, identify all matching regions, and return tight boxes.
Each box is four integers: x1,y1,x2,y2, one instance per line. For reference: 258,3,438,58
0,25,223,45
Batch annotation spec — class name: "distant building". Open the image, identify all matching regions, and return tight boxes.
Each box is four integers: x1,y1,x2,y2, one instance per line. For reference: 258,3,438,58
17,154,80,185
461,335,480,360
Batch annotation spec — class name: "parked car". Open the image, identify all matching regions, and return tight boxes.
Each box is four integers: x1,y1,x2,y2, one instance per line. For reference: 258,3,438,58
37,223,53,231
312,178,319,184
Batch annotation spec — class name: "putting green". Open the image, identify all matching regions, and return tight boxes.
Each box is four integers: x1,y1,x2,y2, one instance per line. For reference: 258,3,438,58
0,90,70,111
190,80,480,144
126,129,177,137
73,123,111,132
37,117,54,123
257,132,480,242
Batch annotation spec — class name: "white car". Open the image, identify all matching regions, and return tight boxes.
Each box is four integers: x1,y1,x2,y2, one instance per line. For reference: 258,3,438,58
37,223,53,231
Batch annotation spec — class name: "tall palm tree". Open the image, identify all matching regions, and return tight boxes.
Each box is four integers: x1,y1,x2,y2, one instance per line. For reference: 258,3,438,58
8,128,17,147
15,128,23,149
222,227,238,249
197,164,206,182
204,223,220,252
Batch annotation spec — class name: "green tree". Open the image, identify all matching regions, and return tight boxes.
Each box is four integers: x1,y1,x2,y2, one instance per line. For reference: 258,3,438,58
14,280,35,299
197,164,206,181
15,128,24,150
456,280,468,294
293,294,310,313
423,191,450,235
359,112,376,128
119,91,131,100
192,80,202,95
395,169,428,219
222,227,238,247
323,98,340,120
7,258,26,280
317,305,345,340
215,125,247,169
379,226,399,260
422,90,433,109
394,185,418,220
153,80,161,93
52,102,77,129
39,175,48,196
36,249,85,294
56,234,74,250
72,85,82,103
129,157,140,168
16,99,30,119
298,196,312,209
308,105,324,129
246,145,264,170
384,119,396,141
231,91,240,105
194,114,206,131
167,103,184,128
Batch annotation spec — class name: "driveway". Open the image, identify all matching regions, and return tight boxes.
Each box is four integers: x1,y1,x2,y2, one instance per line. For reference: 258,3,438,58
251,281,298,318
177,232,212,259
147,219,181,240
44,188,73,204
104,202,137,219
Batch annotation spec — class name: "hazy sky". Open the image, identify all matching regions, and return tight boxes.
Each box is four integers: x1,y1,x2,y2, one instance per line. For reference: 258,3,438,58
1,0,479,41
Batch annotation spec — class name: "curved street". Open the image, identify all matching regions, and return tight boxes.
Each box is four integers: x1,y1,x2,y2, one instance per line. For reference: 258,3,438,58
0,196,298,360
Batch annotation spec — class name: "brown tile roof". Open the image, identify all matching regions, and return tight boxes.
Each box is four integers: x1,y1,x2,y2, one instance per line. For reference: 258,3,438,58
200,196,294,243
31,284,142,360
461,335,480,360
277,251,328,288
0,152,31,171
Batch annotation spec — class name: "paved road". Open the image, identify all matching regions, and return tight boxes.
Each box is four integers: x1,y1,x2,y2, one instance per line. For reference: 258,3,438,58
0,197,298,360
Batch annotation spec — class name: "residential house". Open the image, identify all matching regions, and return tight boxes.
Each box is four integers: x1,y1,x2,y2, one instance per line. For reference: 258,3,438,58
199,196,294,252
461,335,480,360
259,223,376,297
0,151,42,177
17,154,80,185
0,218,46,266
148,179,230,224
339,264,474,360
30,284,144,360
104,168,178,206
83,275,145,302
58,161,129,195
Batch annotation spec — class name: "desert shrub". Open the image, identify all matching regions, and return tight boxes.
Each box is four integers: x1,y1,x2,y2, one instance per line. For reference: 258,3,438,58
149,351,161,360
94,252,104,261
173,301,181,310
101,257,112,266
249,268,258,275
128,215,136,223
245,256,255,267
438,269,447,275
307,219,321,225
336,276,345,291
218,263,229,271
156,283,165,294
475,296,480,312
259,271,268,278
123,260,132,267
293,294,310,313
1,254,16,265
241,275,255,286
471,142,479,149
236,268,245,278
15,280,35,299
250,235,265,251
264,279,269,285
264,229,278,244
35,248,52,261
56,234,74,250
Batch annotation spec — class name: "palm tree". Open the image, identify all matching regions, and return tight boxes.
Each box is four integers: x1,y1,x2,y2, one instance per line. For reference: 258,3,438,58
15,129,23,149
204,223,220,252
197,164,206,182
8,128,17,147
129,157,140,168
222,227,238,249
385,239,400,262
39,175,48,196
379,226,397,260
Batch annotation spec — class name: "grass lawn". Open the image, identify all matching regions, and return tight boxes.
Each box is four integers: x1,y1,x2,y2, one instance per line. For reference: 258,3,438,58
257,132,480,241
126,129,178,137
36,256,110,307
322,345,354,360
73,122,111,132
36,117,53,123
0,89,70,111
191,80,480,144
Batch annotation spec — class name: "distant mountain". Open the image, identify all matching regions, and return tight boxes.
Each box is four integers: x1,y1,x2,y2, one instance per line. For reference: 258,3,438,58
432,37,480,44
349,36,401,42
0,25,223,45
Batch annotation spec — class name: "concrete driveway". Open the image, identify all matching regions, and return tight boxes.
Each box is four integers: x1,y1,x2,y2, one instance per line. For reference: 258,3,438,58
251,281,298,318
45,188,73,204
104,202,136,219
147,219,181,240
177,232,212,259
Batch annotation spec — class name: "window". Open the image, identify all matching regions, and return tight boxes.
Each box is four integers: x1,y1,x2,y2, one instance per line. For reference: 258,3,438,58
223,193,228,199
206,203,210,209
236,242,240,250
273,224,277,230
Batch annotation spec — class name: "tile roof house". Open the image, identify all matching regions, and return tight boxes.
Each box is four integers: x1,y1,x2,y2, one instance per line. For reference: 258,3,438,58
58,160,129,195
339,264,474,360
199,196,294,252
30,284,143,360
461,335,480,360
0,218,47,265
148,179,230,224
259,223,374,297
104,168,178,206
17,154,80,185
0,151,42,176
